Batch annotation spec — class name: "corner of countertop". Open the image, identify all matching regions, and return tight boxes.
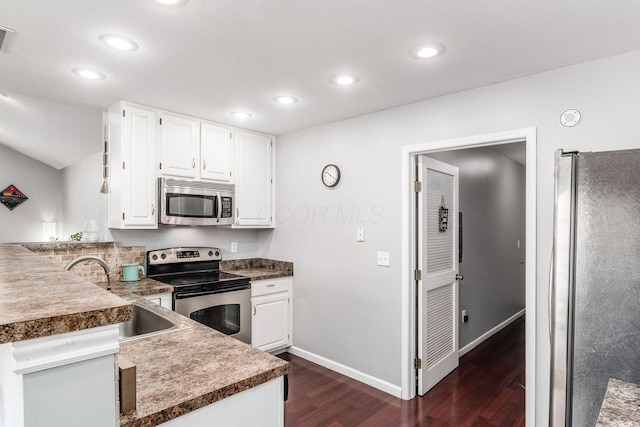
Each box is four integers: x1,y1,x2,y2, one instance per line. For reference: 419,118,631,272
0,243,133,344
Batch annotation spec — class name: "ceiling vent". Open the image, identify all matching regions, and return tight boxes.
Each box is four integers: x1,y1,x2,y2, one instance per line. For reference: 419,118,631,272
0,25,16,52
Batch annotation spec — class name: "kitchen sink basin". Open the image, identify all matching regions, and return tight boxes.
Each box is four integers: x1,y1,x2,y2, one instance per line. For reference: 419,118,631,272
120,300,187,341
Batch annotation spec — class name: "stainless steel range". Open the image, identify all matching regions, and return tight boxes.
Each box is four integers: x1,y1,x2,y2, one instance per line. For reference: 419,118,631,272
146,247,251,344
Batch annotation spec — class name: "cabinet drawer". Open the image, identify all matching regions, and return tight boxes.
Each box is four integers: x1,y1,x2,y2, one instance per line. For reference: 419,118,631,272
251,278,290,297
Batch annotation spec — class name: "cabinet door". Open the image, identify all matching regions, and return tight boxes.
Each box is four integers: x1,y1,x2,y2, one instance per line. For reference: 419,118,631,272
121,105,157,227
159,113,199,178
201,123,234,182
252,293,289,352
235,130,273,227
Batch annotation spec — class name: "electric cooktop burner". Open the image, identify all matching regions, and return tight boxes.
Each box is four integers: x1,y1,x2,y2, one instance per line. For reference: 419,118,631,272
146,247,250,293
153,271,246,288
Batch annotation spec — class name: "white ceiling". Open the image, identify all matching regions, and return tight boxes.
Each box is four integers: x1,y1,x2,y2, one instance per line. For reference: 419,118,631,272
1,0,640,169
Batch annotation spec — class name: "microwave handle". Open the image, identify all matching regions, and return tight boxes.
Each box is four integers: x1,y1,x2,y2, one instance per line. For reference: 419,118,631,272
216,192,222,223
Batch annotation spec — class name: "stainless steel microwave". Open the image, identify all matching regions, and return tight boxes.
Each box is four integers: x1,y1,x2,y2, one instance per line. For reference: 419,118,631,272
159,178,234,226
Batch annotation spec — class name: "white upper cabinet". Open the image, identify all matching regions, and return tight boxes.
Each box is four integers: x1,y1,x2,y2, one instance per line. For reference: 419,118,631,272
234,130,274,227
106,101,274,229
158,113,199,179
107,102,158,229
200,123,234,183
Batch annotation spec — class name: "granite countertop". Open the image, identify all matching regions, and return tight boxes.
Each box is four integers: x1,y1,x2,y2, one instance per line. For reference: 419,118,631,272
0,244,132,343
98,278,173,297
2,245,289,426
596,378,640,426
108,287,288,427
221,258,293,281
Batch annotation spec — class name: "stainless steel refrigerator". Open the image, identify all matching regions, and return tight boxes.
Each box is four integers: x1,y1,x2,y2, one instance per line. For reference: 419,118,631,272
550,149,640,426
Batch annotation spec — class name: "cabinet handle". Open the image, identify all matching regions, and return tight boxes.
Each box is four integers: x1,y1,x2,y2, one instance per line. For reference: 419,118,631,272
192,158,196,169
151,204,155,215
236,208,239,217
267,284,275,288
253,306,256,316
202,159,206,170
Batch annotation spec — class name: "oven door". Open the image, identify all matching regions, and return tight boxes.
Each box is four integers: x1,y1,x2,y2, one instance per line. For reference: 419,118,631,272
174,287,251,344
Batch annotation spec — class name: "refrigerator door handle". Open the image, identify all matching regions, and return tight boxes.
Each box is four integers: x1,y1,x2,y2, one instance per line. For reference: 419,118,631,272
549,149,578,427
548,247,554,342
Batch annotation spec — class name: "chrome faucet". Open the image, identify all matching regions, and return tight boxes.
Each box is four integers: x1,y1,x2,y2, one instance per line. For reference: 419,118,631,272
64,255,112,290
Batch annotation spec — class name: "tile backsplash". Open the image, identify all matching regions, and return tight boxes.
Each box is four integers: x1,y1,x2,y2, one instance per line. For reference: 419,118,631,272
23,242,145,283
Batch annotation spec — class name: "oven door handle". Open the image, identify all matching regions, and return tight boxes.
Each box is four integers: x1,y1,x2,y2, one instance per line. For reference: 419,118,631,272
174,284,251,299
216,192,222,223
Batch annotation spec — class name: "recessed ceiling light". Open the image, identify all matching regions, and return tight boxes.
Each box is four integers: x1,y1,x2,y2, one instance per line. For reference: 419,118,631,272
330,74,359,86
155,0,188,6
409,43,445,59
72,68,106,80
99,34,139,52
231,111,252,119
273,96,298,105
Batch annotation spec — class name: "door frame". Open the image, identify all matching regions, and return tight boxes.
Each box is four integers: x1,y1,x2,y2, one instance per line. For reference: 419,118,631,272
400,128,537,427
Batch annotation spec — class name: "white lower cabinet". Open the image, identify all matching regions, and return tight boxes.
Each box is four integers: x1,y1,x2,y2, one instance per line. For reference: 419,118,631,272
251,278,292,352
158,377,284,427
0,325,120,427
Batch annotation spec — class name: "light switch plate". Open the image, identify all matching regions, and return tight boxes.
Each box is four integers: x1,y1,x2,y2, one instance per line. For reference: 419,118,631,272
231,242,237,253
357,227,365,242
377,251,390,267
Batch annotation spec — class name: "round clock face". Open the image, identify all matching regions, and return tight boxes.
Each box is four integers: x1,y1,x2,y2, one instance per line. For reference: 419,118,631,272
321,164,340,187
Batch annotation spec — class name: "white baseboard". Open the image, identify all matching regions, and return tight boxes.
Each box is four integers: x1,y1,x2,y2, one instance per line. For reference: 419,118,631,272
287,346,403,398
458,309,525,358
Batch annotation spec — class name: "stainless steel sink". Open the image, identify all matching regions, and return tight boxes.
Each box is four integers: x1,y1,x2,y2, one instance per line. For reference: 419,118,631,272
120,300,188,341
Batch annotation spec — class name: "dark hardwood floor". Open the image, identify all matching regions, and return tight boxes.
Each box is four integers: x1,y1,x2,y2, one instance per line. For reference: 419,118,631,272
278,316,525,426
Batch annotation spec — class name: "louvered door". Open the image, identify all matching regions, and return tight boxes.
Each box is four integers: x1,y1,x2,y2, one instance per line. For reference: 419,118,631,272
417,156,460,395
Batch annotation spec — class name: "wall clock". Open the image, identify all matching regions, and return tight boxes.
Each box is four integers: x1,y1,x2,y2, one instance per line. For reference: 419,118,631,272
321,164,341,187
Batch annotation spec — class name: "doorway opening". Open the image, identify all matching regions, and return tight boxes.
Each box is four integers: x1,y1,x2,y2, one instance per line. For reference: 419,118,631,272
400,128,537,427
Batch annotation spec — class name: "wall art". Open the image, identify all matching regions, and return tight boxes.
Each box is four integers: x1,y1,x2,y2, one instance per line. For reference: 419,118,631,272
0,184,29,211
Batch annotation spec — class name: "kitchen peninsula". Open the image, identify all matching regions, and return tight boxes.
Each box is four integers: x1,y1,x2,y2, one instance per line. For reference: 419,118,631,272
0,243,288,427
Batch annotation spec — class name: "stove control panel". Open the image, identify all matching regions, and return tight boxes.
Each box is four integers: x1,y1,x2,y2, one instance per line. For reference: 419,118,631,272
147,247,222,265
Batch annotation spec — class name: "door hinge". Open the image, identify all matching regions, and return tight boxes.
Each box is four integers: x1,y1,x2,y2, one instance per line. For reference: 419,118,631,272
159,162,162,170
122,212,125,220
270,140,273,147
229,133,232,139
122,110,125,118
414,181,422,192
229,171,232,177
159,118,163,125
122,161,125,169
414,269,422,281
414,358,422,370
270,178,273,184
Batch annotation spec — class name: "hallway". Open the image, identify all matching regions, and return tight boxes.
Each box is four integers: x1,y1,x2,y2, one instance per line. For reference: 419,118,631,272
279,316,525,426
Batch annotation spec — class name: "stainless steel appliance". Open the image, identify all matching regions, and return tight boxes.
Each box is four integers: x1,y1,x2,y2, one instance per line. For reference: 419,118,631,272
550,149,640,426
159,178,234,226
146,247,251,344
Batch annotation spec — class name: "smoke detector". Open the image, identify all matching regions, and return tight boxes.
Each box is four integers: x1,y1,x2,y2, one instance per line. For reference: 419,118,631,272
0,25,16,52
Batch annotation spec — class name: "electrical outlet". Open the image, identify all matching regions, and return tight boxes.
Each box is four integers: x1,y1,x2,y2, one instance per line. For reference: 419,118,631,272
356,227,365,242
377,251,390,267
462,310,468,323
231,242,237,253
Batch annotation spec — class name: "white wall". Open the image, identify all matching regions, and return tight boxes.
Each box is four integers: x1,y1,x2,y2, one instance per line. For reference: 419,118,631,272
263,49,640,423
59,152,110,240
0,144,60,242
59,152,267,258
428,146,526,348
